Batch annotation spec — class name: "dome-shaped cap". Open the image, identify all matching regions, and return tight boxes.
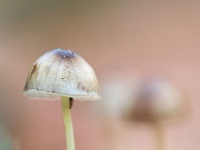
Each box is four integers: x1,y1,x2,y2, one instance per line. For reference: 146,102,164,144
24,49,101,101
122,77,189,122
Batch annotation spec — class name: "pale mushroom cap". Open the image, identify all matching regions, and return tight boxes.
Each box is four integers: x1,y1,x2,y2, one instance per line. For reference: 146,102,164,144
122,77,189,122
24,49,101,101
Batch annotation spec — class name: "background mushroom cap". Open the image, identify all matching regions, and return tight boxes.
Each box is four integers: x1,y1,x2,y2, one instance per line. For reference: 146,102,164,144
24,49,101,101
122,77,189,123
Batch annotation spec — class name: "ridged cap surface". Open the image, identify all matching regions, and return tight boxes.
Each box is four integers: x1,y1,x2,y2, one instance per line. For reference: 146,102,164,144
24,49,101,101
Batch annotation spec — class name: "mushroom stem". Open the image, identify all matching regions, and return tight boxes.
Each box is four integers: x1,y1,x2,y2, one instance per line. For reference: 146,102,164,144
61,96,75,150
153,123,166,150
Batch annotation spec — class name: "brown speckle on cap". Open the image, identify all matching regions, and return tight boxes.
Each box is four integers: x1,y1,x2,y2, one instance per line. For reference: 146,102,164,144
30,64,37,79
77,82,86,91
24,81,28,91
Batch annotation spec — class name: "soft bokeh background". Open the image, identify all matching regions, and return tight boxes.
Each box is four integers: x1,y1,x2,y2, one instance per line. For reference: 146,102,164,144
0,0,200,150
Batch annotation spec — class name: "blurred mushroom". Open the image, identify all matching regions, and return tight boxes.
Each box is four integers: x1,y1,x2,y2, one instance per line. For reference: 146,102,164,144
23,49,101,150
98,74,138,150
122,76,190,150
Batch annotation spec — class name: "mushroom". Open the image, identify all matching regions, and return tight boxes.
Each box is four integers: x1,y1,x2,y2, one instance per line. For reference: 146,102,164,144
23,49,101,150
122,76,190,150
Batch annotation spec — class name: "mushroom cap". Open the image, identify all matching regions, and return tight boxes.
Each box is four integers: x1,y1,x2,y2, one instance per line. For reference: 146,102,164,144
24,49,101,101
122,77,189,122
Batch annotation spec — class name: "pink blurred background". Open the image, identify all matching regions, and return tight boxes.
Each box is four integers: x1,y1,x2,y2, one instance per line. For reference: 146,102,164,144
0,0,200,150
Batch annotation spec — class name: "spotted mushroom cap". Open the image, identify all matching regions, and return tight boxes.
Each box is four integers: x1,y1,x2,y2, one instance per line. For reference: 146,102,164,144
122,77,189,123
24,49,101,101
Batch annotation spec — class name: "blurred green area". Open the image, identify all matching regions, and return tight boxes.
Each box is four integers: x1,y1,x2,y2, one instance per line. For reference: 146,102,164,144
0,0,114,24
0,123,14,150
0,0,69,22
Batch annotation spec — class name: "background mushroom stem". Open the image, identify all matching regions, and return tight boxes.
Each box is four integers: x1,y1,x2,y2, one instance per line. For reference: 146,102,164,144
61,96,75,150
153,123,166,150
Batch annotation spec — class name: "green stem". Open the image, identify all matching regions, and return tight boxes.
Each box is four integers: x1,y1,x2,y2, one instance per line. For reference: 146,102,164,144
61,96,75,150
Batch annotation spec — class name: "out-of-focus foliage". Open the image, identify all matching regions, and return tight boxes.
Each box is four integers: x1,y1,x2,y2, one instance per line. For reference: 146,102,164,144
0,124,14,150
